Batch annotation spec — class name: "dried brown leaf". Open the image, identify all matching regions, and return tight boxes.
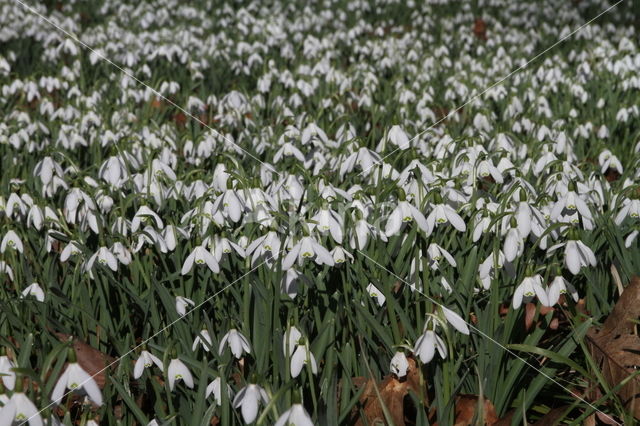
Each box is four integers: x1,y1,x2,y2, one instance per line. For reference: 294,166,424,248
587,276,640,419
453,394,499,426
355,357,425,426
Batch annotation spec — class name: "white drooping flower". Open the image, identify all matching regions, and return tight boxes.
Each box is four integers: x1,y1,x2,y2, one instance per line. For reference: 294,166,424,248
440,306,470,335
309,207,343,243
290,343,318,378
85,246,118,272
281,268,310,299
426,243,456,270
503,227,524,262
413,323,447,364
547,275,579,306
246,231,281,266
0,392,42,426
60,241,82,262
131,205,164,232
564,239,597,275
366,283,386,306
385,200,429,236
219,328,251,359
281,236,334,270
425,204,466,235
181,245,220,275
614,199,640,225
0,355,16,389
133,350,163,379
513,274,550,309
551,191,592,222
283,326,303,356
175,296,195,316
390,352,409,378
274,403,314,426
598,149,623,173
21,282,45,302
478,251,508,290
1,230,24,254
212,189,245,223
51,362,103,406
233,384,270,424
167,358,194,391
206,377,234,406
330,246,353,264
192,329,213,352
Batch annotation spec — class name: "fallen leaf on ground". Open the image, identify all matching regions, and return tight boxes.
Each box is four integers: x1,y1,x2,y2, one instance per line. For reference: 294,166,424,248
587,276,640,419
473,18,488,40
354,357,425,426
453,394,499,425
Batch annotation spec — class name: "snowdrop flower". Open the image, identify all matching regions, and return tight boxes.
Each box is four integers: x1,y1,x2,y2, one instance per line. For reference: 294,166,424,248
52,362,103,406
246,231,281,266
209,236,245,262
1,230,23,254
192,329,213,352
351,218,387,250
219,328,251,359
206,377,234,406
551,191,592,222
626,230,639,248
175,296,195,316
167,358,194,391
0,355,16,389
212,189,245,223
366,283,386,306
181,245,220,274
281,268,310,298
426,203,466,235
282,236,334,270
85,246,118,272
385,200,429,236
390,352,409,378
413,323,447,364
162,225,188,252
21,282,45,302
513,274,550,309
133,350,163,379
385,125,410,151
503,226,524,262
615,199,640,225
330,246,353,264
275,403,314,426
131,205,164,232
478,251,507,290
598,149,623,173
0,391,42,426
426,243,456,270
309,207,343,243
547,275,579,306
233,384,269,424
0,261,14,281
274,142,305,163
439,306,470,335
283,326,303,356
564,239,597,275
290,343,318,378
